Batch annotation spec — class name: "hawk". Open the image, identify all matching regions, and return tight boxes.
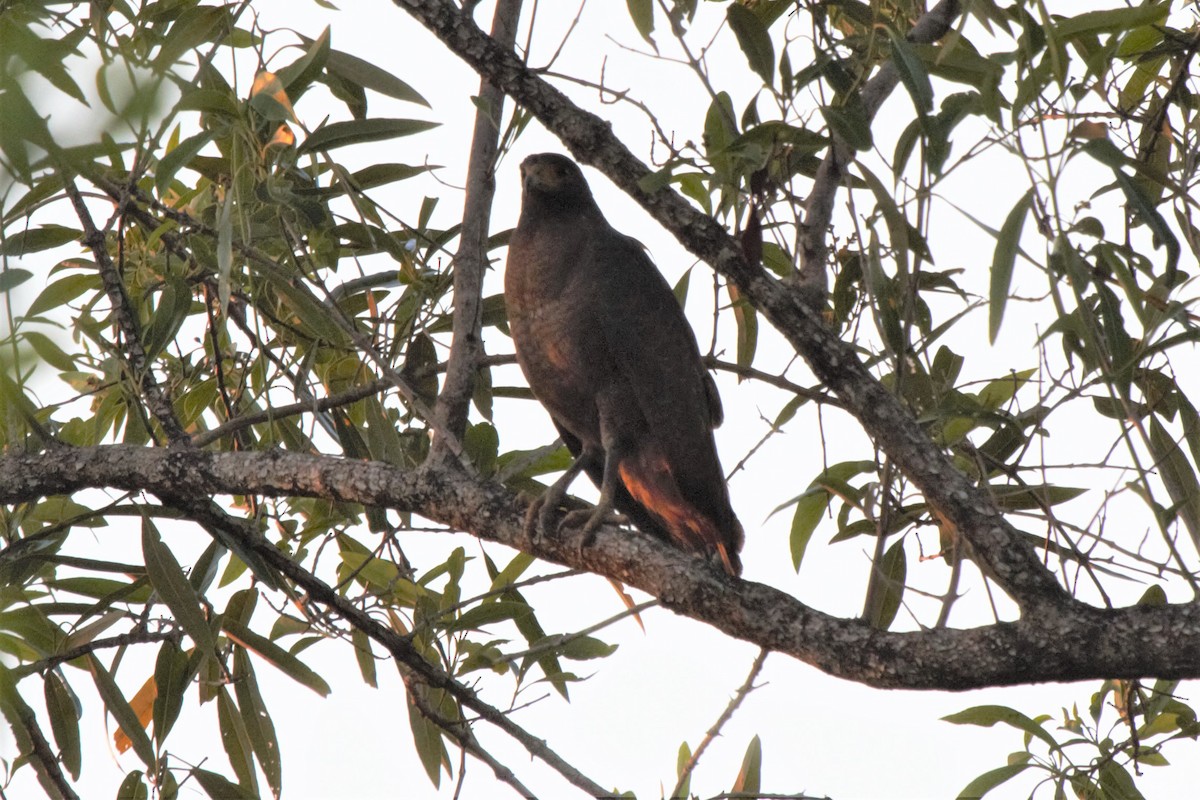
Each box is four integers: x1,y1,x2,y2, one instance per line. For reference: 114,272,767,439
504,153,743,576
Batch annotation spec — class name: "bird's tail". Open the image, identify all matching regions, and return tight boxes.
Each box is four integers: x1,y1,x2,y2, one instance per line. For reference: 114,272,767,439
618,454,742,577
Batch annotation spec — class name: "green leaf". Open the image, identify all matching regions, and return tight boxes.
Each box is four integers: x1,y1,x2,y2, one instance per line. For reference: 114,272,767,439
0,267,32,293
731,734,762,795
191,768,255,800
352,627,378,688
87,653,155,767
1054,4,1169,40
407,690,449,787
727,4,774,84
864,539,906,630
152,639,191,746
24,273,98,317
888,28,933,113
989,188,1034,343
559,635,618,661
789,490,830,571
44,671,82,780
626,0,655,45
0,224,79,256
943,705,1060,751
1098,761,1146,800
156,130,214,195
217,687,258,795
142,518,219,660
820,102,872,151
116,770,150,800
233,649,282,799
1148,418,1200,547
223,618,332,697
323,46,431,107
672,266,692,308
299,118,439,153
675,741,693,800
989,484,1086,511
955,764,1030,799
444,600,525,633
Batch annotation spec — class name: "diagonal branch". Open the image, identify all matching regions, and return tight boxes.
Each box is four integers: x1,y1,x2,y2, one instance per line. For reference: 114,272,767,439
798,0,962,286
8,445,1200,689
390,0,1068,611
63,175,188,444
141,471,609,797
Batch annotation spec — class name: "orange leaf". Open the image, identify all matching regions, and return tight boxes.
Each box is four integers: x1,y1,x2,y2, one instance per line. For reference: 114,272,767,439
113,675,156,753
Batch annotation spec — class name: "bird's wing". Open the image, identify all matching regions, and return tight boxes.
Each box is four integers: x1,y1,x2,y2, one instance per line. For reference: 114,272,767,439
586,229,729,506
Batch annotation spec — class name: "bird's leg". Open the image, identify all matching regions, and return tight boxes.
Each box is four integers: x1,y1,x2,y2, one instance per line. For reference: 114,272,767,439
573,448,624,555
525,455,587,542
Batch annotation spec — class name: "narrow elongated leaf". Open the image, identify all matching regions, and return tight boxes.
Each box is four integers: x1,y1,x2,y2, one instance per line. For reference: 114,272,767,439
25,273,98,317
864,539,906,630
351,627,377,688
142,518,219,659
626,0,654,45
113,674,155,754
989,188,1034,343
0,267,32,293
955,764,1030,799
322,47,430,106
728,283,758,371
155,130,214,194
299,118,439,153
675,741,693,799
1148,418,1200,547
152,639,191,746
790,490,830,571
407,690,449,787
888,28,933,113
223,619,331,697
731,735,762,795
942,705,1060,751
1054,4,1168,40
87,654,155,767
727,4,774,84
234,650,282,799
191,768,255,800
44,671,81,779
217,687,258,794
0,225,79,256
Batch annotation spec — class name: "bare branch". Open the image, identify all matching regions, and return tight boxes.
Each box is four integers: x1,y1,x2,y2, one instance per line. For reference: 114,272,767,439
671,649,768,800
431,0,524,462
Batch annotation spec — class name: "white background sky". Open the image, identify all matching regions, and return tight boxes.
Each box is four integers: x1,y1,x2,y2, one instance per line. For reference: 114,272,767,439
6,1,1200,798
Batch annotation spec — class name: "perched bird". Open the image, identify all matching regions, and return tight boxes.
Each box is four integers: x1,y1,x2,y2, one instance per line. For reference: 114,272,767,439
504,153,744,576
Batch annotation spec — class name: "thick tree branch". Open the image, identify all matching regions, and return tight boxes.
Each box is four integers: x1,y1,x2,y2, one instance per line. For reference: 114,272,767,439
5,445,1200,689
389,0,1068,612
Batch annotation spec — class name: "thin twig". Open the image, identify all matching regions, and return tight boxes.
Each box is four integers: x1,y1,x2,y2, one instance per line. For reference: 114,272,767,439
63,174,188,444
671,648,769,800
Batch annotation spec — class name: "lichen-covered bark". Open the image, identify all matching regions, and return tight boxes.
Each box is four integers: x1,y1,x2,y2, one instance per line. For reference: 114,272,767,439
4,445,1200,689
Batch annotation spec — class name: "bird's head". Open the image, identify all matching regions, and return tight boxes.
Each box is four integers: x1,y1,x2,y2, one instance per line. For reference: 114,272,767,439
519,153,598,215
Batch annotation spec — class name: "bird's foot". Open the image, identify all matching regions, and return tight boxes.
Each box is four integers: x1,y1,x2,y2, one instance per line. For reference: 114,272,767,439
561,506,625,559
523,493,565,544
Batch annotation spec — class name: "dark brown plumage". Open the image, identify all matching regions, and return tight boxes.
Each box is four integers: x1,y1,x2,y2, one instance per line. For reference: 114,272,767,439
505,153,743,575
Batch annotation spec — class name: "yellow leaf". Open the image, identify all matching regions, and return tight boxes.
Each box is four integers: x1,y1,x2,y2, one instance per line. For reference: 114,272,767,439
113,675,156,754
